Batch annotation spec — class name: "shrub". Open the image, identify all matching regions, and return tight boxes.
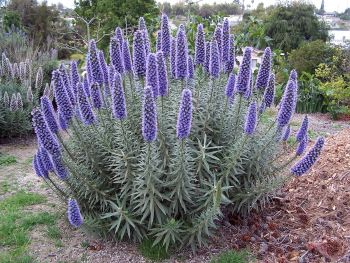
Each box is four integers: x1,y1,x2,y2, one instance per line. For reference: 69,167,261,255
32,16,325,251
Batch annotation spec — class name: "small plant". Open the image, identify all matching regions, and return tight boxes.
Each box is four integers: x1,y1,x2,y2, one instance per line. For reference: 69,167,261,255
31,15,325,250
211,250,253,263
138,239,169,261
0,153,17,166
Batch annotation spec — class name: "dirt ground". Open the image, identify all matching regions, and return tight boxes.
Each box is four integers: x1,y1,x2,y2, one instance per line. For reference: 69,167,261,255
0,113,349,263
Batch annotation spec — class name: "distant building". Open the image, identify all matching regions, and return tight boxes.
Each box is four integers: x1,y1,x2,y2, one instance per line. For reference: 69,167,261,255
225,15,243,26
236,48,263,70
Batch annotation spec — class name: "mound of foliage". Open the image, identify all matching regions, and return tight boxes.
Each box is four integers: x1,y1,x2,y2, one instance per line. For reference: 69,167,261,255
32,15,325,250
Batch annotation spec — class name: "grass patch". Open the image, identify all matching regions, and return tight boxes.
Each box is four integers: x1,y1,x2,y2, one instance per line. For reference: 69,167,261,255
139,239,169,261
211,250,254,263
46,225,62,240
0,180,10,194
0,191,58,262
0,154,17,166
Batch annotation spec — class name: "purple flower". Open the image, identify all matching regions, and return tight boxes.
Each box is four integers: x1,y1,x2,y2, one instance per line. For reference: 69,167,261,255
289,69,298,82
291,137,325,176
142,86,157,142
115,27,124,44
142,31,151,58
204,41,210,73
88,40,103,84
122,40,133,73
222,18,230,63
10,93,17,111
32,108,60,157
277,80,297,128
59,64,75,106
17,93,23,110
296,135,308,156
133,30,147,78
244,73,253,99
225,73,236,98
52,155,69,180
161,14,171,57
170,37,176,78
188,56,194,79
77,83,96,125
98,50,109,87
83,75,90,97
194,24,205,65
111,73,127,120
296,115,308,142
110,37,124,74
264,73,275,108
255,47,272,90
146,53,159,97
33,154,43,177
175,25,188,79
67,198,83,227
236,47,252,94
52,70,73,123
156,51,168,96
244,101,257,135
156,31,162,52
41,96,59,134
90,83,102,109
282,125,291,141
210,40,220,78
70,61,80,95
214,25,223,60
107,65,115,95
36,151,48,178
138,17,146,31
225,35,235,73
176,89,193,139
58,111,68,131
39,147,54,172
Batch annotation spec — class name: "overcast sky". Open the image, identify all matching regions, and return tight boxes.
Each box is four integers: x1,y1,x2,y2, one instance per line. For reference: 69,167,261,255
46,0,350,13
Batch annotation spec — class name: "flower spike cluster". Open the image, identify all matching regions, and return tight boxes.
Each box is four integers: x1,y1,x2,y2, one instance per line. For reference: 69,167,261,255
142,86,158,142
225,73,236,98
194,24,205,65
255,47,272,90
296,115,308,142
146,53,159,97
110,37,124,74
133,30,147,78
111,73,127,120
175,25,188,79
277,80,297,128
264,73,275,108
210,40,220,78
157,51,168,97
177,89,193,139
161,14,171,57
225,35,235,73
77,83,96,125
244,101,257,135
41,96,59,134
88,40,103,84
222,18,230,63
236,47,252,94
67,199,84,227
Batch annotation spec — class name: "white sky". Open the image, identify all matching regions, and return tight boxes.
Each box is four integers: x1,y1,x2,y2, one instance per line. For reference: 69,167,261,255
45,0,350,13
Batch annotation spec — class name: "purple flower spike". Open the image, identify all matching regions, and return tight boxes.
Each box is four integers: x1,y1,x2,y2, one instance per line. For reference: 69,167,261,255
195,24,205,65
115,27,124,44
264,73,275,108
289,69,298,82
225,35,235,73
277,80,297,128
296,115,308,142
58,111,68,131
138,17,146,31
70,61,80,96
90,83,102,109
156,31,162,52
52,71,73,123
214,25,223,60
142,31,151,58
210,40,220,79
244,101,257,135
10,94,17,111
36,151,49,178
39,147,54,172
122,40,133,73
204,42,210,73
161,14,171,57
175,25,188,79
244,73,253,99
236,47,252,94
52,155,68,180
133,30,147,78
142,86,158,142
32,108,60,157
146,53,159,97
67,198,84,227
225,73,236,98
59,65,75,106
83,75,90,97
33,154,42,177
41,96,59,134
176,89,193,139
98,50,109,87
170,37,176,78
188,56,194,79
296,135,308,156
255,47,272,90
107,65,116,94
222,18,230,63
111,73,127,120
77,83,96,125
291,137,325,176
282,125,291,141
156,51,168,96
110,38,124,74
88,40,103,84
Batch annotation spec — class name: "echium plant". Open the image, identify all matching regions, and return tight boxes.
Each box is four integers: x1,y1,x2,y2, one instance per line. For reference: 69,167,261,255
31,15,325,250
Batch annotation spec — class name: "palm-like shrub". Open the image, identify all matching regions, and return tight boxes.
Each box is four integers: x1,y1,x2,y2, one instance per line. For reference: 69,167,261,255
32,16,325,250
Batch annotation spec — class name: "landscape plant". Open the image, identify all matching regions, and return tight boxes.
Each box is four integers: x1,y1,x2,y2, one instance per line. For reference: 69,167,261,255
31,15,325,250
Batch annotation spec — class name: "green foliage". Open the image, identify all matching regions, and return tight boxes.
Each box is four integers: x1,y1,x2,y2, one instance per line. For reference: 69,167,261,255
138,239,169,261
3,10,21,30
289,40,336,74
211,250,253,263
0,153,17,166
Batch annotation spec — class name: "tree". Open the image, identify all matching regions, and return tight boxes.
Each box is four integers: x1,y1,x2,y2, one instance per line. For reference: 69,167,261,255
3,10,21,29
264,2,329,53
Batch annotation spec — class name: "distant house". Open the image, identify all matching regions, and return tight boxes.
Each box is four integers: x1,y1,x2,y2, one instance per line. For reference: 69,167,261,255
236,48,263,71
225,15,243,26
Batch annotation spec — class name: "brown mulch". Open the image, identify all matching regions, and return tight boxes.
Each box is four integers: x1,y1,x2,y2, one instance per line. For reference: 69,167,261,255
212,128,350,263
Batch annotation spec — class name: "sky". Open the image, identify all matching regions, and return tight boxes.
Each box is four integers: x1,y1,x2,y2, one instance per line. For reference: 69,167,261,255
45,0,350,13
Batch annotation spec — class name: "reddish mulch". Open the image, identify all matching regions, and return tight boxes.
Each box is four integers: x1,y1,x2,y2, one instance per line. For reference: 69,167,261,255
205,128,350,263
